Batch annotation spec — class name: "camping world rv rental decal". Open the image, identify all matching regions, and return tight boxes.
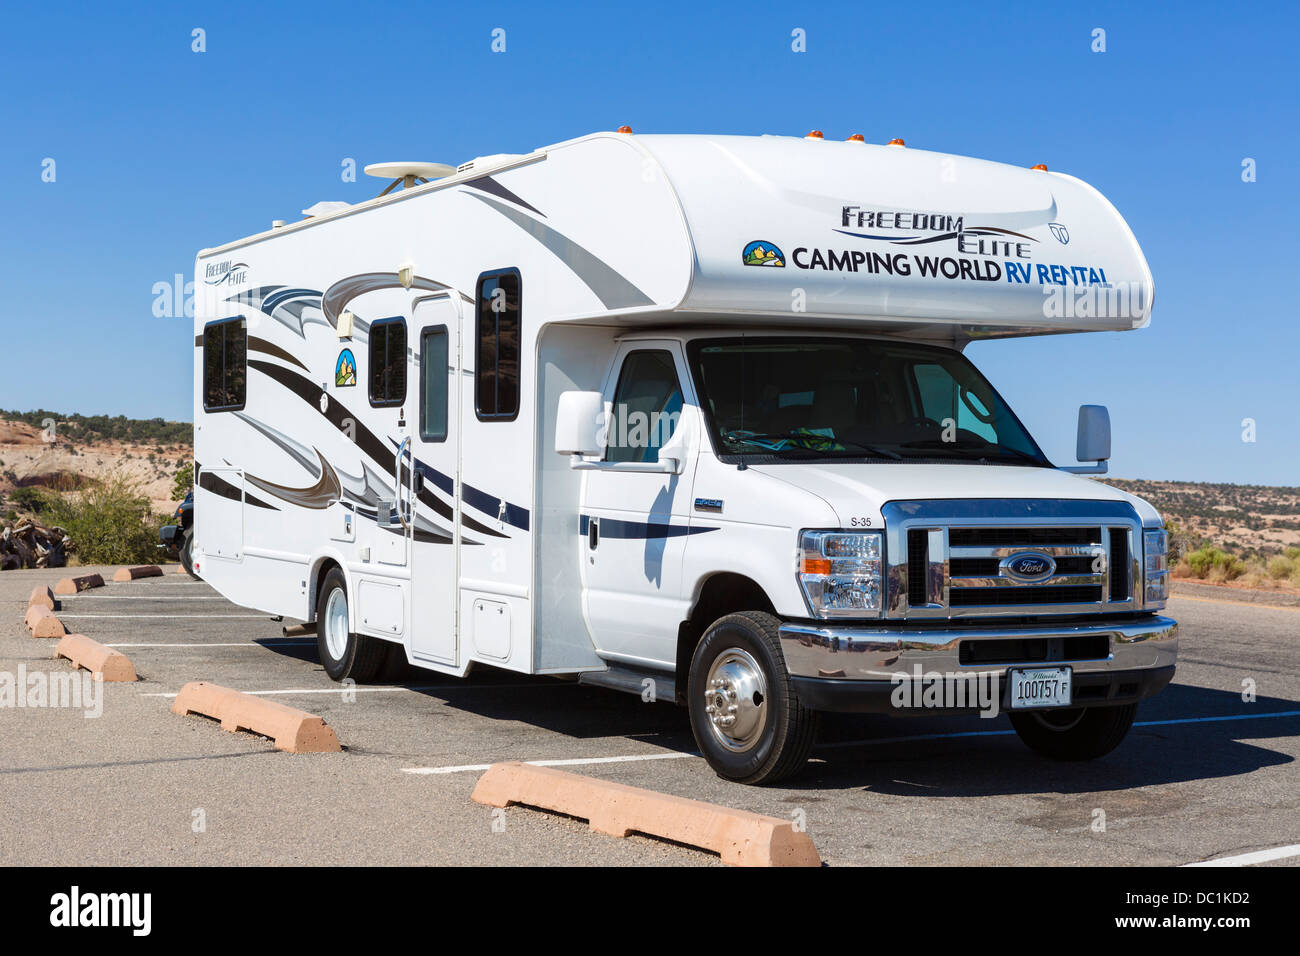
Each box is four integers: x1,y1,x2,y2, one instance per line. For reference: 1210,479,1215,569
335,349,356,387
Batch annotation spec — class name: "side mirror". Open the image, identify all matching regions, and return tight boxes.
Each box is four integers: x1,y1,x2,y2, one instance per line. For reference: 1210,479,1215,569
554,391,606,458
1060,404,1111,474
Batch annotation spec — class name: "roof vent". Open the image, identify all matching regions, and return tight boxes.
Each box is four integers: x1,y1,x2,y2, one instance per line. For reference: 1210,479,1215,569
302,201,351,219
456,153,528,174
363,161,456,197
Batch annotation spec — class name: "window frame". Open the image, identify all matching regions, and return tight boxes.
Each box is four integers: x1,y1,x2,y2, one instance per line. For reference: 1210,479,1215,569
368,316,408,409
202,315,248,414
603,349,684,464
418,324,450,443
474,268,522,423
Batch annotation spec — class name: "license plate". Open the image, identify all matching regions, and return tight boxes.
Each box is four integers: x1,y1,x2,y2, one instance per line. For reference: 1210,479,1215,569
1009,667,1072,709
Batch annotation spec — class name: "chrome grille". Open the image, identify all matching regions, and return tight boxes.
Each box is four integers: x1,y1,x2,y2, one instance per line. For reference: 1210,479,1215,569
883,500,1143,619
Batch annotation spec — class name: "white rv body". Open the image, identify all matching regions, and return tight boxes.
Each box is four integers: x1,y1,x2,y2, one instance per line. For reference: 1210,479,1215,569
192,131,1176,783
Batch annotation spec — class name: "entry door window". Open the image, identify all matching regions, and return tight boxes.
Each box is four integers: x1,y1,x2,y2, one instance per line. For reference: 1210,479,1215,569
419,327,449,442
605,350,683,464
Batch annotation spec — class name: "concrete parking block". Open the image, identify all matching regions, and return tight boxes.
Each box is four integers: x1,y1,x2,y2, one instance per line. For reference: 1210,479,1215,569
112,565,164,582
472,762,822,867
54,634,137,682
24,604,67,638
54,573,105,595
27,585,57,610
171,681,342,753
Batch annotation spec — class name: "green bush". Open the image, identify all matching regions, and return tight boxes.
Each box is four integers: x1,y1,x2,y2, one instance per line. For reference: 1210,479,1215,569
1267,556,1295,580
172,461,194,501
9,486,54,515
41,475,165,565
1185,545,1247,581
1285,546,1300,562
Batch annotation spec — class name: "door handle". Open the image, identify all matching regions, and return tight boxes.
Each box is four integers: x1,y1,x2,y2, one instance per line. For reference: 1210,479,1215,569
394,436,411,532
588,517,598,551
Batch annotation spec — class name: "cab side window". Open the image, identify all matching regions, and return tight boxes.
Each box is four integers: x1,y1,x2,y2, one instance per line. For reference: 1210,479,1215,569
475,269,521,421
606,350,683,464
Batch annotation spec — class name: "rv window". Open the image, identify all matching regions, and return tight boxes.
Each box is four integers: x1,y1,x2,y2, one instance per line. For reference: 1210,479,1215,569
606,350,683,464
419,327,449,442
475,269,521,421
369,318,407,408
202,317,247,412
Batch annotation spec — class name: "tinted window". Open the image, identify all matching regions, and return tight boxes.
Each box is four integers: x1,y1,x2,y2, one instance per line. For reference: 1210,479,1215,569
369,318,407,407
419,327,448,442
203,317,247,412
606,350,683,464
475,270,521,420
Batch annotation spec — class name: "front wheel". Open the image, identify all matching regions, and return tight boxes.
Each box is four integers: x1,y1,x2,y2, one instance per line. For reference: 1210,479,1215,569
315,568,390,682
1009,703,1138,760
687,611,819,785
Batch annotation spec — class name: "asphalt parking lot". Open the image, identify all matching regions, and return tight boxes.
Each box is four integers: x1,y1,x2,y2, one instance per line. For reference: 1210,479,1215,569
1,567,1296,866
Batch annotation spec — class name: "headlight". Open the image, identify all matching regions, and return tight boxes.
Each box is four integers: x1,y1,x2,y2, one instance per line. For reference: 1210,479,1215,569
798,530,883,618
1143,529,1169,606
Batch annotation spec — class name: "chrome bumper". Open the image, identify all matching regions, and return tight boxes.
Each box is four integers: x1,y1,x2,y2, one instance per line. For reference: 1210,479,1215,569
778,615,1178,680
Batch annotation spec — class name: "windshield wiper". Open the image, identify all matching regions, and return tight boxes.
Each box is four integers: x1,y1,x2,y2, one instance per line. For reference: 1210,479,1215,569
900,438,1045,466
723,430,902,460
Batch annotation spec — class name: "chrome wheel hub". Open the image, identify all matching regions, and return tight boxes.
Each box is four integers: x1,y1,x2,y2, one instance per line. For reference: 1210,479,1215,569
703,648,768,753
324,587,349,661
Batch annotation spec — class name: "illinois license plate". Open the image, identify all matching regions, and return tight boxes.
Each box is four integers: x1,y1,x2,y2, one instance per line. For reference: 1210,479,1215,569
1009,667,1072,709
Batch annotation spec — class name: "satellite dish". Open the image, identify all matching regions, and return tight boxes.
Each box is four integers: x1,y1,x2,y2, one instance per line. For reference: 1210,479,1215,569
363,161,457,197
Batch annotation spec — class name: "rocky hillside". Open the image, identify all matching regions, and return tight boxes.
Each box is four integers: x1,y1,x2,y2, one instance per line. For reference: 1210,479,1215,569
0,415,191,517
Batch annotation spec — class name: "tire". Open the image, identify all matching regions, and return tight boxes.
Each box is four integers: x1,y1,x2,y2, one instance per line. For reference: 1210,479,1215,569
1009,703,1138,761
687,611,819,785
179,529,200,580
315,568,390,683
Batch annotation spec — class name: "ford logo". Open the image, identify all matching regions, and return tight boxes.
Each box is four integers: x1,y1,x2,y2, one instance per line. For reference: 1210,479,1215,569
1000,551,1057,583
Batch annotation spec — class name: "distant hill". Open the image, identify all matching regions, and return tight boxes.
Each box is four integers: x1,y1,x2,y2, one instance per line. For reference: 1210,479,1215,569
0,413,192,516
1099,478,1300,557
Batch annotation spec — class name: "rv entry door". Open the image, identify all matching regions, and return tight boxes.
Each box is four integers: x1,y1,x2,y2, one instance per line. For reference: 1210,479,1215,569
408,294,461,665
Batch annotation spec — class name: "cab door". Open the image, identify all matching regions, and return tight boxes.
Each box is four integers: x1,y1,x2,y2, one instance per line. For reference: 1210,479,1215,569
580,342,699,668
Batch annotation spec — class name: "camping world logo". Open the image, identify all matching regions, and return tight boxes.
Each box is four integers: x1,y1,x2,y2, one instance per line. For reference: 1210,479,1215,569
1049,222,1070,245
742,240,785,267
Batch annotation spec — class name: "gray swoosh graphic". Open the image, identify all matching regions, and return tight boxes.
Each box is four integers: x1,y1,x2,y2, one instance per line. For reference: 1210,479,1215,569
465,193,653,309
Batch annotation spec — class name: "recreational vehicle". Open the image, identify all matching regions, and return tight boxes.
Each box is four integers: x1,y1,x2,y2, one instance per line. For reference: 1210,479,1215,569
191,130,1176,784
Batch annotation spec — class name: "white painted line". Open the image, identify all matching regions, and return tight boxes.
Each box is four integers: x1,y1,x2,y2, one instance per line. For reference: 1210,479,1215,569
402,752,697,775
58,613,271,619
59,595,231,601
1183,844,1300,867
106,641,316,648
142,683,526,698
819,709,1300,749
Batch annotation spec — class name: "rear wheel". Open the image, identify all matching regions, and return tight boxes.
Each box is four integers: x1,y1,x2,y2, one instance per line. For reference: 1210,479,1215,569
687,611,819,785
179,529,200,580
315,568,389,682
1009,703,1138,760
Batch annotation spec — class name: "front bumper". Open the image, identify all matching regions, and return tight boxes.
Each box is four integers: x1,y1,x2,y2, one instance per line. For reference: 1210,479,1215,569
779,614,1177,714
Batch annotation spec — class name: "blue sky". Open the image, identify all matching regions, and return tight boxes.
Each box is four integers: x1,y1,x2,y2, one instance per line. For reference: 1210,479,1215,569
0,1,1295,483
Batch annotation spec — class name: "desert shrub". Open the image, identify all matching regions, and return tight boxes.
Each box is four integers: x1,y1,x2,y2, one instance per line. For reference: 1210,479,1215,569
172,461,194,501
1285,546,1300,562
1185,546,1246,581
10,486,54,515
1268,555,1295,580
41,475,165,565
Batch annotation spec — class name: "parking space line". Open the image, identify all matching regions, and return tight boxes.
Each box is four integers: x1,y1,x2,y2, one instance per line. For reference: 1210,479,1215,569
141,683,535,698
1183,843,1300,867
819,709,1300,750
106,641,316,648
57,596,231,601
402,752,698,775
1170,593,1300,613
57,613,271,619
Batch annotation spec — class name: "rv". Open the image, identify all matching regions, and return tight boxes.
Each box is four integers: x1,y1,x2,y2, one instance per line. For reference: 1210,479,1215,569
191,130,1176,784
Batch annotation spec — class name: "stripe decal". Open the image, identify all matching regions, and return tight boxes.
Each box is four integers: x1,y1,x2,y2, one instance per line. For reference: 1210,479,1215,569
248,359,506,539
580,515,717,539
248,336,310,372
462,175,546,218
196,467,278,510
465,192,654,310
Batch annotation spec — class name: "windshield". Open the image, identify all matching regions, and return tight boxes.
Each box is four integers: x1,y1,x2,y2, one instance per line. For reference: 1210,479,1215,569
686,337,1051,466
